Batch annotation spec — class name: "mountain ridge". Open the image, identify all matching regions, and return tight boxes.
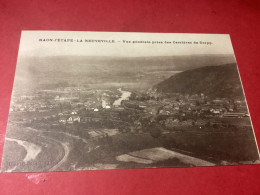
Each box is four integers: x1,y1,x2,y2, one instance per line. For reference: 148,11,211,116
154,63,244,99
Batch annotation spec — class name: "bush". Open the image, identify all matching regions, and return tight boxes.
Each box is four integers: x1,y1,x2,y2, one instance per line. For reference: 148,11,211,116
149,122,162,138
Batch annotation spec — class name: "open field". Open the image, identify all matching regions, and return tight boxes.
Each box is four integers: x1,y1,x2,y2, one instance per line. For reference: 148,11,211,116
160,126,259,164
2,116,258,172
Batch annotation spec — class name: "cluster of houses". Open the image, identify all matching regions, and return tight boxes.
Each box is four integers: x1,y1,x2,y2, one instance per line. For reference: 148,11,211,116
157,95,248,119
58,110,105,125
11,88,250,132
58,111,81,124
9,101,56,113
10,88,117,114
164,117,207,128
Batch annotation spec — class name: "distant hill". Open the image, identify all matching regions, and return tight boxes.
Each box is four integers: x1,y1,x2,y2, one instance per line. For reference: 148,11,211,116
13,54,235,90
154,63,245,99
17,54,235,73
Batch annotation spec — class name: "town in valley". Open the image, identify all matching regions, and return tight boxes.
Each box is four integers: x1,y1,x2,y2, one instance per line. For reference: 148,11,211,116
2,54,259,172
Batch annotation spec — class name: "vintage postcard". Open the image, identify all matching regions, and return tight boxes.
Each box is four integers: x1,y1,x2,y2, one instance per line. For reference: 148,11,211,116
1,31,259,172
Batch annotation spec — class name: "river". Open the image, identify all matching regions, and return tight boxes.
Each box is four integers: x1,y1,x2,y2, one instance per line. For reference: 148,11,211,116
113,88,131,106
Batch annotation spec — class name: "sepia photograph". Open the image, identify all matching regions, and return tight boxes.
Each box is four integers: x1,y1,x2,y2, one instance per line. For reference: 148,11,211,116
1,31,259,172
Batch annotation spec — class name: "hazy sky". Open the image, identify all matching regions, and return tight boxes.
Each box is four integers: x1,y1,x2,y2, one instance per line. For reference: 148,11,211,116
18,31,235,57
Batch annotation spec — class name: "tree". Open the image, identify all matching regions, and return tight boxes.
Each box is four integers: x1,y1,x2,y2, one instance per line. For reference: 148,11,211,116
150,127,161,138
212,123,219,129
149,122,162,138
